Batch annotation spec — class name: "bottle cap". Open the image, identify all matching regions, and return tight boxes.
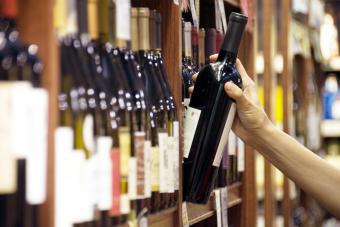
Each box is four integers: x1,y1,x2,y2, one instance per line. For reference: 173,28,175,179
219,12,248,56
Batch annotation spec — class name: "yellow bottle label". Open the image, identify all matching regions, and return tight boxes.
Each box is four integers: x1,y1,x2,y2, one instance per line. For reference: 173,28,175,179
88,0,99,39
119,127,131,194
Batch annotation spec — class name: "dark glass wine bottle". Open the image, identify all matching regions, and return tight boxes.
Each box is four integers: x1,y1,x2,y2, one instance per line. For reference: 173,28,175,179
185,12,247,204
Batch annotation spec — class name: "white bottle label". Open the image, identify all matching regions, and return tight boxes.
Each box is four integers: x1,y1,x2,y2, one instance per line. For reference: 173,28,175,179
26,88,49,205
128,157,137,199
237,138,245,172
96,136,113,210
116,0,131,40
184,107,201,158
69,150,86,224
55,127,74,227
173,121,180,190
158,132,168,193
9,82,32,159
167,136,175,193
0,83,17,194
120,194,131,214
213,103,236,167
83,156,96,221
144,140,152,198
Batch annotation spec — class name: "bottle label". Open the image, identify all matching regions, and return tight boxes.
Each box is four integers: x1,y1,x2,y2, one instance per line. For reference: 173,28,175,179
144,140,152,198
151,146,160,192
134,132,145,197
128,157,137,200
120,193,131,214
111,148,121,216
173,121,180,190
9,82,32,159
26,88,49,205
184,107,201,158
237,138,245,172
0,83,17,194
83,113,95,156
116,0,131,40
167,136,175,193
213,103,236,167
69,150,86,224
158,132,168,193
86,154,98,212
96,136,113,210
119,127,131,183
54,127,74,227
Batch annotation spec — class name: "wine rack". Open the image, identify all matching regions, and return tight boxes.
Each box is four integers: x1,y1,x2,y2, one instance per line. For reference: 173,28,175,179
11,0,271,226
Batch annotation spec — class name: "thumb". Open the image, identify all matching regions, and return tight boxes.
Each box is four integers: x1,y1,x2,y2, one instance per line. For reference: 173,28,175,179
224,81,249,107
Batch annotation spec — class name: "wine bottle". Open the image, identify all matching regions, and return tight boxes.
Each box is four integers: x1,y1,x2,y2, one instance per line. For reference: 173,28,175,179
185,12,247,204
198,28,206,67
182,22,195,103
192,26,199,70
204,28,216,63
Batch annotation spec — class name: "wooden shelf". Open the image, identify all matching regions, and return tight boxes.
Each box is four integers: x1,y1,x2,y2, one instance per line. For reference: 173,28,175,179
187,182,243,226
321,120,340,137
148,207,177,227
224,0,240,8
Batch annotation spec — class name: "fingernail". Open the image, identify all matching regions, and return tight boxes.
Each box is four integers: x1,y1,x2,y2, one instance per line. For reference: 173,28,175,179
225,82,233,90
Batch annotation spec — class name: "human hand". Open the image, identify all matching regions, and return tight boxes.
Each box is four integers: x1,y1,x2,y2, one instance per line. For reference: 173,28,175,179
191,54,272,145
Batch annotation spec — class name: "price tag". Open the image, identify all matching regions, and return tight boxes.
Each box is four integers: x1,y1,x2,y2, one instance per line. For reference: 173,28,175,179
214,189,222,227
182,202,190,227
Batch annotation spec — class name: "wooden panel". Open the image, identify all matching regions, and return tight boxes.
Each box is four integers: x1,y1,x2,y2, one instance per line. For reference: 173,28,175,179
281,0,293,226
239,28,257,227
262,0,276,226
17,0,59,227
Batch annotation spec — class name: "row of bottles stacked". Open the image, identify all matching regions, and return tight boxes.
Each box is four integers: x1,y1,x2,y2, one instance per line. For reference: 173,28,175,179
0,6,49,227
54,0,179,226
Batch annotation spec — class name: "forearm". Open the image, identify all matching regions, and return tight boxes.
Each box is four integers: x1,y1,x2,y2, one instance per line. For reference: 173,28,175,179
252,124,340,218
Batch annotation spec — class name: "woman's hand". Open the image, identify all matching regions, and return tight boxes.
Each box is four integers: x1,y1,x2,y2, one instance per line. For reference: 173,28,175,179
192,54,273,145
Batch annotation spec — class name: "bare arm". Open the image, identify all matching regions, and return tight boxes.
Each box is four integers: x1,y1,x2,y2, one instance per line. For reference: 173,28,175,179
252,123,340,218
204,55,340,218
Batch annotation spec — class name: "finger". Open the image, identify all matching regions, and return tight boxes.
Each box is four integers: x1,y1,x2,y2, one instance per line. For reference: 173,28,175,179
224,81,250,107
192,73,198,82
236,59,254,87
209,54,218,63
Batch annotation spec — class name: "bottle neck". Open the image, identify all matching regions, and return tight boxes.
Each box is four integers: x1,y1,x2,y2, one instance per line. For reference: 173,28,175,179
216,50,237,65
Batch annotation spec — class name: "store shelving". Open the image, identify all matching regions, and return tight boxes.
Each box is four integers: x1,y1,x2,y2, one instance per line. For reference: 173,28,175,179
14,0,259,226
187,182,243,226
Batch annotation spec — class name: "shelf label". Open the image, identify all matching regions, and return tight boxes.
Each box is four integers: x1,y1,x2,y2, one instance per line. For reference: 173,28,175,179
182,202,190,227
